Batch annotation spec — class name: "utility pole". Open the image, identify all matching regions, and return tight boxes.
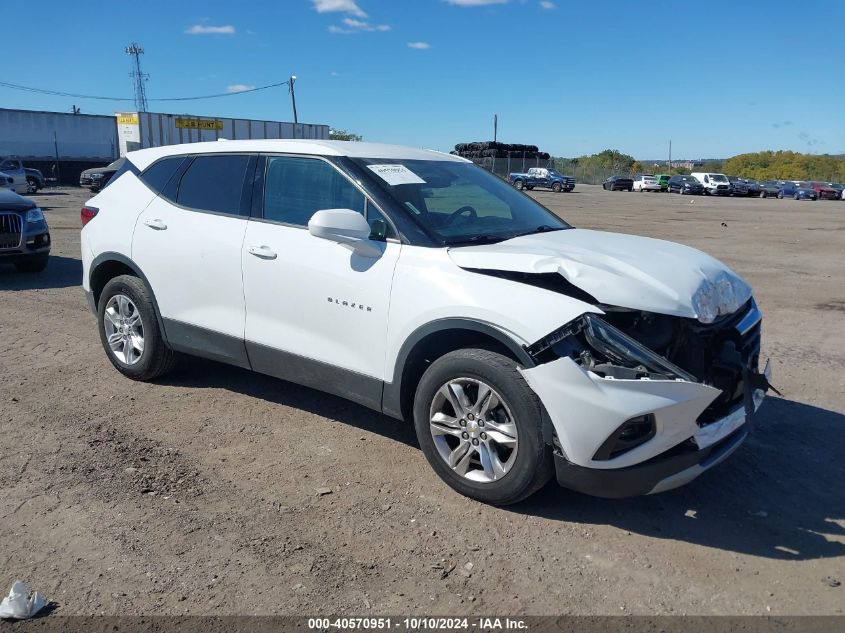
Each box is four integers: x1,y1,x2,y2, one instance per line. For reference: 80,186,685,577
125,43,149,112
289,75,298,137
669,139,672,172
493,114,498,142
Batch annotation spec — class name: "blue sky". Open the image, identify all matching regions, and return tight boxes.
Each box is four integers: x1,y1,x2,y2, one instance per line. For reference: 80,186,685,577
2,0,844,159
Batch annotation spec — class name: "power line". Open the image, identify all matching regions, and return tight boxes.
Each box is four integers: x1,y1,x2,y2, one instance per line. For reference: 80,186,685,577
0,79,291,103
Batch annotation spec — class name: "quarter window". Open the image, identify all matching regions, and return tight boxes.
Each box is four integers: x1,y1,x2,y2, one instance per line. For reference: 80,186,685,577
263,156,365,227
140,157,186,194
176,154,251,215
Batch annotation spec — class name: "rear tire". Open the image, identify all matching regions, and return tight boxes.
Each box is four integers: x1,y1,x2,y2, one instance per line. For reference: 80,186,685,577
97,275,177,381
413,349,553,506
514,180,524,191
14,254,48,273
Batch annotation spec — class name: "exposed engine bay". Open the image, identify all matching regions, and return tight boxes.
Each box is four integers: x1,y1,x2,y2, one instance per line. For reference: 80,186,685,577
525,298,769,427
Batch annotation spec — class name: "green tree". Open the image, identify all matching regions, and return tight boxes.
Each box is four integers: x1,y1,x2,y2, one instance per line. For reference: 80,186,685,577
723,150,845,181
329,129,363,141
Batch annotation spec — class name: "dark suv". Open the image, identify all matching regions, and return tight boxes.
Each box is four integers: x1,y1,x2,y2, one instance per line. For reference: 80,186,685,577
727,176,749,196
0,189,51,272
667,175,705,195
80,158,125,192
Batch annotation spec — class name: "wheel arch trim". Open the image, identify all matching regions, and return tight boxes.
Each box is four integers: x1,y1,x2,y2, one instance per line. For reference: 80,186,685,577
381,318,535,420
88,252,170,345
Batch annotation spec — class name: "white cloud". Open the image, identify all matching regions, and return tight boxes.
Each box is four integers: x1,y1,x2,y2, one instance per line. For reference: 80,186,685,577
445,0,509,6
540,0,555,8
185,24,236,35
329,17,391,33
226,84,256,93
407,41,431,49
311,0,367,17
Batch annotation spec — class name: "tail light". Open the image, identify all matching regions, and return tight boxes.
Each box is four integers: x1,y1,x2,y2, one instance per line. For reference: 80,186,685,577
81,206,99,227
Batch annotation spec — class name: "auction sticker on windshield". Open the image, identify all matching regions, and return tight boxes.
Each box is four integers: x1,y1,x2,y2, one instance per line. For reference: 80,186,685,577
367,164,426,186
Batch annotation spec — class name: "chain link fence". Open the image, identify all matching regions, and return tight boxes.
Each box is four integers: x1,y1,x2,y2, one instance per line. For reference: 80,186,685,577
462,155,645,185
462,154,555,179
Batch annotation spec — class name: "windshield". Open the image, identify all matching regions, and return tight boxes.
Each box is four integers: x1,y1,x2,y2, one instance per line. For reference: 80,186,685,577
351,158,570,246
710,174,728,183
548,170,564,178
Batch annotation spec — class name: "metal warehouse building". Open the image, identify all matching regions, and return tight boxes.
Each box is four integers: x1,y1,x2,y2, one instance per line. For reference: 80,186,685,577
0,108,330,184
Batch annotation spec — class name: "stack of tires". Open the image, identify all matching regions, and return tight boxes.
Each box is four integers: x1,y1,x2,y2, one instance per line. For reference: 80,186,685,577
452,141,550,161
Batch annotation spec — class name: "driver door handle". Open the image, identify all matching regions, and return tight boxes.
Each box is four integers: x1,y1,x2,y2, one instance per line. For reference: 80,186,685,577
143,218,167,230
247,245,277,260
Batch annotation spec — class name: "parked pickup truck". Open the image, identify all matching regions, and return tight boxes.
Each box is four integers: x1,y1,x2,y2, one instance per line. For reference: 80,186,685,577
508,167,575,193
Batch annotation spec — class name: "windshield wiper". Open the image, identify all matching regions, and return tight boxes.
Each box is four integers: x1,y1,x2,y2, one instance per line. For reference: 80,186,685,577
507,225,566,239
444,234,508,247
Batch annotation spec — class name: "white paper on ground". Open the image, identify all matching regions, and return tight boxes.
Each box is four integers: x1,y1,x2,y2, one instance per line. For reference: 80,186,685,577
0,580,48,620
366,164,426,186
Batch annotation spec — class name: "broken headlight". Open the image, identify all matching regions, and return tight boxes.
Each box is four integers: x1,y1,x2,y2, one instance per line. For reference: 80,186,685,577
691,273,751,324
583,314,696,382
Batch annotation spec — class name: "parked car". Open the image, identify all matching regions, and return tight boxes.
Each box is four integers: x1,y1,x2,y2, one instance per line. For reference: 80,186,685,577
806,181,839,200
825,182,844,199
24,168,45,193
80,158,126,192
602,175,634,191
0,189,50,272
655,174,671,191
727,176,749,196
744,179,779,198
632,174,661,192
690,172,731,196
82,140,770,504
0,157,27,193
777,182,817,200
507,167,575,193
667,175,705,195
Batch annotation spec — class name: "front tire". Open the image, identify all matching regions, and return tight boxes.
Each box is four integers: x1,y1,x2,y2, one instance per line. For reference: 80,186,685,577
25,177,39,194
97,275,177,381
552,182,562,193
413,349,553,506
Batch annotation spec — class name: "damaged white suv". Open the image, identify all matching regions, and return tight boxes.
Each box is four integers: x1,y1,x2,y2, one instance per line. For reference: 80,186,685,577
81,141,771,505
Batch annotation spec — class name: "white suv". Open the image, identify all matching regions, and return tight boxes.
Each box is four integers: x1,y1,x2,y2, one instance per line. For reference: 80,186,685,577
632,175,661,192
81,140,771,505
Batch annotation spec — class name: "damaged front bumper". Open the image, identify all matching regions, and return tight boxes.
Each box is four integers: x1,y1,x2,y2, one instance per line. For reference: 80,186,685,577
519,303,770,498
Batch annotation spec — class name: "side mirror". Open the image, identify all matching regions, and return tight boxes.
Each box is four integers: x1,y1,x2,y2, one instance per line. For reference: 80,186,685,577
308,209,382,258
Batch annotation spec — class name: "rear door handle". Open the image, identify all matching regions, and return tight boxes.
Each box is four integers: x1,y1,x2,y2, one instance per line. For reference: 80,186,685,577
143,218,167,230
247,245,277,260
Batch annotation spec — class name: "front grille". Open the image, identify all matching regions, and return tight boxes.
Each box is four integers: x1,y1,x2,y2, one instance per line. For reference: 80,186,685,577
0,212,22,249
685,301,761,426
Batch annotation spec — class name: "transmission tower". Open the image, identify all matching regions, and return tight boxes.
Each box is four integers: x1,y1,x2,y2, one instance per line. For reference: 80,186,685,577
125,42,149,112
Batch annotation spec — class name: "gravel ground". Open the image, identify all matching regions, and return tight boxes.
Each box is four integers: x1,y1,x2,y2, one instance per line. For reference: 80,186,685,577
0,184,843,616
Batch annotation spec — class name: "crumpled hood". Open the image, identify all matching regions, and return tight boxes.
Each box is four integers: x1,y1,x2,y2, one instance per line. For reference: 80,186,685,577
448,228,752,321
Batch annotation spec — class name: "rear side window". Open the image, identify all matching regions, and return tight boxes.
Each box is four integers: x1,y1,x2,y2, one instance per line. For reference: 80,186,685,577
176,155,251,215
140,157,185,194
263,156,365,226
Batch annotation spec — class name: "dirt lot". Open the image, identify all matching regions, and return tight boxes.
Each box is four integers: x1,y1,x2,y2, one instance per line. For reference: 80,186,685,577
1,185,843,616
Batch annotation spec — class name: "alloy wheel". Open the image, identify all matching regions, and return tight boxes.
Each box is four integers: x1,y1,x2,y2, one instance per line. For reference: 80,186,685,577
103,294,145,365
428,377,519,483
